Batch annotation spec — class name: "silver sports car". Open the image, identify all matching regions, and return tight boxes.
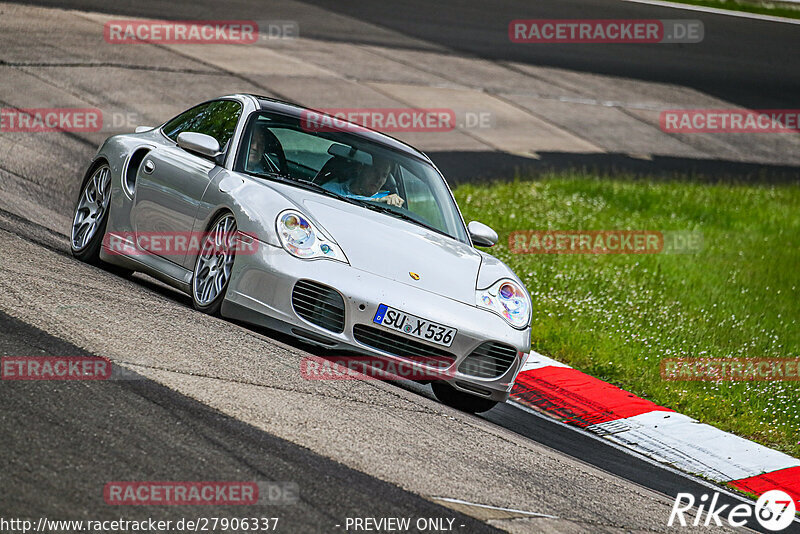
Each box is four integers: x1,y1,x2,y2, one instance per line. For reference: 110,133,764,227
71,94,531,412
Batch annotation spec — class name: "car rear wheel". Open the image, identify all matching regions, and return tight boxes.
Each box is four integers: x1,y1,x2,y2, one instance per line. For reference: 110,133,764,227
192,212,237,315
431,381,498,414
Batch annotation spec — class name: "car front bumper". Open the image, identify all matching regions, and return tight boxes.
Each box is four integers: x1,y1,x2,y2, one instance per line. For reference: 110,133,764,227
222,242,531,402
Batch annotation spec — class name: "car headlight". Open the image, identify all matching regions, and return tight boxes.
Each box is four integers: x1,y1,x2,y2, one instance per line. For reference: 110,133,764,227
276,210,347,263
476,279,531,329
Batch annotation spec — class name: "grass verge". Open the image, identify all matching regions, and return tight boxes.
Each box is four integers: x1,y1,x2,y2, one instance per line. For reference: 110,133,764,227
658,0,800,20
453,174,800,457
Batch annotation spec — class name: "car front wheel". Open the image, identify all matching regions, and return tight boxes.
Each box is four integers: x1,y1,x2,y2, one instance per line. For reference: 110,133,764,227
431,381,498,414
192,212,238,315
71,163,112,263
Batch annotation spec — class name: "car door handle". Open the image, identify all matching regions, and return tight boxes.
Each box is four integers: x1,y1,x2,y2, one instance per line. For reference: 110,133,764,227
143,160,155,174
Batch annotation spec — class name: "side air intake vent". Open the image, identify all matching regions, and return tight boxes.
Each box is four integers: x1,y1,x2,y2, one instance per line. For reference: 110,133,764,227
291,280,346,333
458,342,517,378
124,148,151,196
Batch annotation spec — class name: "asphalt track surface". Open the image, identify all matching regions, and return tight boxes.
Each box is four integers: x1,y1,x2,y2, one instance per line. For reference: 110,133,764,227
2,0,799,533
0,310,497,533
10,0,800,184
11,0,800,109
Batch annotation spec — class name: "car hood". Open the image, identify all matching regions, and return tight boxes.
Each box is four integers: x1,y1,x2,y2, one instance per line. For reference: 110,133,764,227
270,182,481,304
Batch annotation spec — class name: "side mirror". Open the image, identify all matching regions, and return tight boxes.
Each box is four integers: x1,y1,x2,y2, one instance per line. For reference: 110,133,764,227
134,126,154,133
176,132,221,160
468,221,498,247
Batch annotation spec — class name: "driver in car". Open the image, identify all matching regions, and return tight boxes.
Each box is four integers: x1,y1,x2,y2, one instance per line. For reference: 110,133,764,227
323,157,405,207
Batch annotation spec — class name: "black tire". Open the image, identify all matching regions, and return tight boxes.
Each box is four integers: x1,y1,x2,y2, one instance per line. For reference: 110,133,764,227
431,381,498,414
71,162,134,277
191,212,238,315
70,162,112,264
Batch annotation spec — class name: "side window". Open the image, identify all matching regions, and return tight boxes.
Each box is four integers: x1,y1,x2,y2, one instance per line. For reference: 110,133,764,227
235,117,339,180
162,100,242,151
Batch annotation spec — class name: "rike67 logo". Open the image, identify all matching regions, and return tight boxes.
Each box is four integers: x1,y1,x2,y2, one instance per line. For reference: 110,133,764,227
669,490,796,531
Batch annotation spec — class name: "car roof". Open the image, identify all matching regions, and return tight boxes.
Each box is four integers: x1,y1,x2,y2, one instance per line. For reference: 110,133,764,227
248,94,431,162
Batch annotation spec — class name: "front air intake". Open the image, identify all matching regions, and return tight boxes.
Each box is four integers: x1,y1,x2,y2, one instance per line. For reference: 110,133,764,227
458,342,518,378
352,324,456,368
291,280,346,333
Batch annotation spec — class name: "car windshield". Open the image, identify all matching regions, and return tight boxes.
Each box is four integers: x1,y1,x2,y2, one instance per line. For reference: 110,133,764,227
234,110,469,243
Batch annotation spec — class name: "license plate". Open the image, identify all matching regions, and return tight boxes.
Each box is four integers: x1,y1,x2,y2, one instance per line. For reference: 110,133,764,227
373,304,457,347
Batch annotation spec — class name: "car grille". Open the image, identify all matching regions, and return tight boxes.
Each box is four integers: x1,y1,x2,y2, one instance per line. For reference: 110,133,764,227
352,324,456,368
458,342,518,378
291,280,345,333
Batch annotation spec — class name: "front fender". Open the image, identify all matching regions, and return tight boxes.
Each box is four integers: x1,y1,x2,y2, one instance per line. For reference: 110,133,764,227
476,250,525,291
193,171,296,259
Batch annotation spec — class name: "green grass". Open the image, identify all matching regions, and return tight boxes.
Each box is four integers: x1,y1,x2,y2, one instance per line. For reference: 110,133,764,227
666,0,800,19
453,174,800,456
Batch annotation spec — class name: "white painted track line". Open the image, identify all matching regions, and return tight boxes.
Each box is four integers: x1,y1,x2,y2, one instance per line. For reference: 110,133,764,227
589,411,800,481
431,497,559,519
519,350,572,372
622,0,800,25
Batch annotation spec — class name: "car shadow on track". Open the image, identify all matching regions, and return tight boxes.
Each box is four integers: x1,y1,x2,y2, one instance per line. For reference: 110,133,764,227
128,272,449,405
